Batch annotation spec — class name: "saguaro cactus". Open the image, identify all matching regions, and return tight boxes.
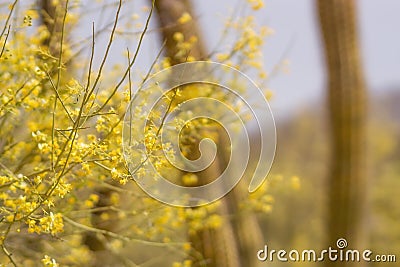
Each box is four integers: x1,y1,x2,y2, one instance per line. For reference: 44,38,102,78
317,1,367,266
39,0,68,56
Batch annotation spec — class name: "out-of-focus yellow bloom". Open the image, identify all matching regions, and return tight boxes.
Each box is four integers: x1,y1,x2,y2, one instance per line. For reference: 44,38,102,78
182,173,198,186
41,255,59,267
178,12,192,24
291,176,301,190
248,0,265,10
173,32,184,42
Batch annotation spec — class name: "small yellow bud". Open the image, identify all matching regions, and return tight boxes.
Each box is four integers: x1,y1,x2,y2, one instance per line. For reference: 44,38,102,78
178,12,192,24
173,32,184,42
182,173,198,186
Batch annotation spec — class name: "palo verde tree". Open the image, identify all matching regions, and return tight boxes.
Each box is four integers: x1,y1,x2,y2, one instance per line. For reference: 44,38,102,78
0,0,279,266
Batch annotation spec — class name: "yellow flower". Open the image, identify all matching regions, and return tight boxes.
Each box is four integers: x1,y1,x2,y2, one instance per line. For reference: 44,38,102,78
248,0,264,10
183,242,191,252
206,214,222,229
216,53,229,61
291,176,301,190
263,89,273,100
182,173,198,186
173,32,184,42
161,57,171,68
41,255,59,267
111,168,119,180
178,12,192,24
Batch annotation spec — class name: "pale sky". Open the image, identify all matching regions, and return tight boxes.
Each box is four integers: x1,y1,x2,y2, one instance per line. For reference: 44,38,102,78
70,0,400,119
193,0,400,118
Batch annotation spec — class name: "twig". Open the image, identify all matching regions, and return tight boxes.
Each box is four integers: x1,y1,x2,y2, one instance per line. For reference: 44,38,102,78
63,216,184,247
94,0,155,114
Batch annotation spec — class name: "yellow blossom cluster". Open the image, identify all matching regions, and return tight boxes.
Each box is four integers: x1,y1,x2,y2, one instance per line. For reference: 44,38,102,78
216,15,274,82
173,32,198,62
0,1,288,266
